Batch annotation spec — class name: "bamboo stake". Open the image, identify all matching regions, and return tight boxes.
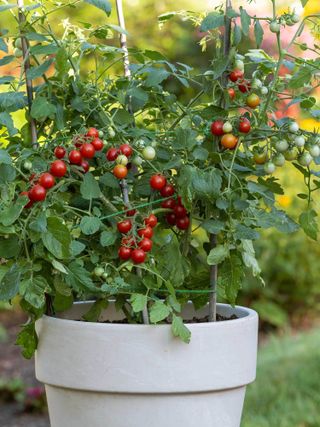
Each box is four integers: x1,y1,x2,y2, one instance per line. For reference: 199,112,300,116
115,0,149,325
17,0,38,148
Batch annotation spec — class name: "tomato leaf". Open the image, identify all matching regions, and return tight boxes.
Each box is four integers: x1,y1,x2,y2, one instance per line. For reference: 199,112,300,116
0,264,20,301
299,209,318,240
42,217,71,259
207,245,230,265
80,172,101,200
254,20,264,48
130,294,148,313
84,0,112,16
240,7,251,36
172,314,191,344
80,216,102,235
200,12,225,32
149,301,171,323
16,323,38,359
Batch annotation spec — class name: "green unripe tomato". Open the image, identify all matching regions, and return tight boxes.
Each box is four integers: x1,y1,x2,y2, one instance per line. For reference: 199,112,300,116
291,14,300,24
102,272,109,280
103,139,108,147
286,18,295,26
294,135,305,147
132,155,143,166
275,139,289,152
273,153,285,167
309,144,320,158
289,121,299,133
98,130,104,138
223,121,233,133
14,48,23,58
107,127,115,138
116,154,129,166
14,38,22,49
94,267,104,277
270,21,281,33
23,160,33,171
252,78,263,88
284,148,298,161
235,59,244,71
264,161,276,174
298,152,312,167
142,146,156,161
260,86,268,95
135,139,145,148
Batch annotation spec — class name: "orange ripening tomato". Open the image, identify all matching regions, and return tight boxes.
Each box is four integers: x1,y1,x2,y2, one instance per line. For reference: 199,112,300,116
113,164,128,179
221,134,238,149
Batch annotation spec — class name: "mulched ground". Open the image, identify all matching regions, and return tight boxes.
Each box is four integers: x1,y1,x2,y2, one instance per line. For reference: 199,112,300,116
0,310,50,427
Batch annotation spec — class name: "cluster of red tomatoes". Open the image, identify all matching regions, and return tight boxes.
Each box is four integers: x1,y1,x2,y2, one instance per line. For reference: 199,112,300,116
150,174,190,230
210,117,251,150
106,144,134,179
117,213,158,264
228,66,261,109
21,127,103,208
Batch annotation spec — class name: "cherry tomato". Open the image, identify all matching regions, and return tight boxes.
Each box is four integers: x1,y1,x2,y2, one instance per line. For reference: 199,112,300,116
54,146,66,159
270,21,280,33
131,248,146,264
160,184,175,197
142,146,156,160
284,148,298,161
246,93,261,109
238,80,251,93
91,138,104,151
264,161,276,174
161,198,176,209
20,191,33,209
116,155,129,166
38,173,55,189
138,238,153,252
80,143,95,159
176,216,190,230
144,214,158,228
221,134,238,149
228,88,236,100
223,122,233,133
23,160,32,171
29,184,46,202
69,150,82,165
210,120,224,136
106,147,120,161
117,220,132,234
126,208,137,217
174,205,187,218
298,152,312,167
113,164,128,179
239,118,251,133
120,144,133,158
229,69,244,82
273,153,285,166
253,150,268,165
138,226,153,239
122,236,135,247
50,160,67,178
86,127,100,139
81,160,90,173
118,246,132,260
150,174,167,190
166,212,177,226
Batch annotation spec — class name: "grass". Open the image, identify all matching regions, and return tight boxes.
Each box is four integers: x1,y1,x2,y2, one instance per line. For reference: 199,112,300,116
242,328,320,427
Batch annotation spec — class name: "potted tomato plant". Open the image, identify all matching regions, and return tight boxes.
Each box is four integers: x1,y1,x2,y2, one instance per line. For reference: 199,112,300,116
0,0,319,426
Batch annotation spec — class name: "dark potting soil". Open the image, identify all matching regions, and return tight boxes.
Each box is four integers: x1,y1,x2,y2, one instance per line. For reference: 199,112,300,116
99,313,238,324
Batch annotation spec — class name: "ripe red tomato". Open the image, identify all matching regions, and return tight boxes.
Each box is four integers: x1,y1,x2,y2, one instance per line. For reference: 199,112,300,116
20,191,33,209
106,147,120,161
119,144,133,158
160,184,175,197
229,69,244,82
239,118,251,133
113,164,128,179
144,214,157,228
86,127,99,139
138,226,153,239
122,236,135,247
210,120,224,136
117,220,132,234
174,205,187,218
161,198,176,209
246,93,261,109
238,80,251,93
118,246,132,260
80,143,95,159
166,212,176,226
50,160,67,178
150,174,167,190
81,160,90,173
221,134,238,149
91,138,104,151
176,216,190,230
228,88,236,100
54,146,66,159
69,150,82,165
38,173,55,189
138,238,153,252
131,248,146,264
126,208,137,217
29,184,46,202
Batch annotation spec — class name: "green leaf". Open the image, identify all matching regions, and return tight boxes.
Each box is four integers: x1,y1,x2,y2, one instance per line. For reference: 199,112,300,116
289,66,313,89
31,96,56,122
0,164,16,183
80,216,101,235
149,300,171,323
207,245,230,265
0,195,27,226
0,76,14,84
219,253,244,305
84,0,111,15
29,211,47,233
66,261,97,293
100,230,117,247
254,20,264,48
30,44,59,56
0,4,16,12
241,240,262,279
0,112,18,136
26,58,54,80
80,172,101,200
55,47,69,77
16,323,38,359
130,294,148,313
0,149,12,165
202,219,225,234
42,217,71,259
300,0,310,6
172,314,191,344
144,69,170,87
0,264,20,301
200,12,225,32
233,24,242,45
299,209,318,240
53,292,73,312
192,147,209,161
70,240,86,256
240,7,251,36
0,236,21,258
0,55,14,66
52,260,68,274
0,92,26,112
20,276,49,309
235,224,260,240
83,300,108,322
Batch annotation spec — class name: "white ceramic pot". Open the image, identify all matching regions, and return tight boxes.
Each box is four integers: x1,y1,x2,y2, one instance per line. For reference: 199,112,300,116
35,302,258,427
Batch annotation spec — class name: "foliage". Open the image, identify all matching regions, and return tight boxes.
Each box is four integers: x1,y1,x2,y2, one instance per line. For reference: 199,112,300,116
0,0,319,356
